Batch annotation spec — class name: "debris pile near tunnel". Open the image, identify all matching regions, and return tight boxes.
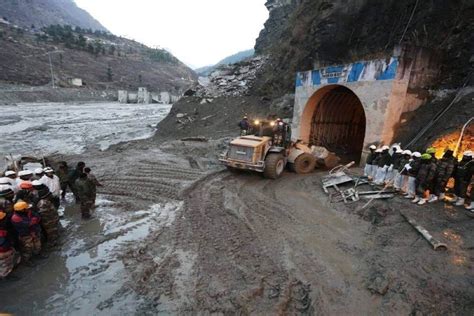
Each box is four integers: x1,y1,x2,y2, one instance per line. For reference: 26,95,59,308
190,55,269,99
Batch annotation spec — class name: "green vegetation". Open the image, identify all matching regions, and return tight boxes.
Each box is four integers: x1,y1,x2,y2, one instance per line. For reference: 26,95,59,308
147,49,178,64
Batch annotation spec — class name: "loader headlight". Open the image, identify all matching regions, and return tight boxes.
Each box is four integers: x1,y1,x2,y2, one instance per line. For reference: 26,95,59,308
254,120,260,125
270,121,276,127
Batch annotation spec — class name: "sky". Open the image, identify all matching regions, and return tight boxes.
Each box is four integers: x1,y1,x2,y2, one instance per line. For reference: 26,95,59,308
74,0,269,69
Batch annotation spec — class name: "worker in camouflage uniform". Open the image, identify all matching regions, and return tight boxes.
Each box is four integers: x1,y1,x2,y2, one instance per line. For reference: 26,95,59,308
84,167,103,207
57,162,71,200
0,209,20,279
364,145,377,179
11,201,42,264
412,153,438,205
75,173,94,219
69,162,86,204
37,189,60,246
430,149,456,202
452,151,474,207
393,150,411,192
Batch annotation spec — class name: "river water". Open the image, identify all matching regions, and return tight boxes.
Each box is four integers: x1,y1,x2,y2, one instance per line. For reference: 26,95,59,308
0,102,172,166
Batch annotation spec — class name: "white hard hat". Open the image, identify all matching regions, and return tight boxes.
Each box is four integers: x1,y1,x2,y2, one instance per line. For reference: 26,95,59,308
375,149,383,153
412,152,421,158
5,171,16,177
34,168,44,174
463,151,473,157
369,145,377,150
402,150,412,156
381,145,390,151
396,148,404,154
32,180,43,186
18,170,33,177
44,167,54,173
0,177,10,185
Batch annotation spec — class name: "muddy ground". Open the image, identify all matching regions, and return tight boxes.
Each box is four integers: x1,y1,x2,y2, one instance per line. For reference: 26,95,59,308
1,95,473,314
1,132,473,314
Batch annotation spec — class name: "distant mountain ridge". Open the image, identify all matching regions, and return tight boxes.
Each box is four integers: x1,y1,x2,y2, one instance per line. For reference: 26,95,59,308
196,49,254,76
0,0,107,31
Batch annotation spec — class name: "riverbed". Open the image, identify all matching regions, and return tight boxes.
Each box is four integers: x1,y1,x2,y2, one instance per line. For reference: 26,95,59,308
0,102,171,166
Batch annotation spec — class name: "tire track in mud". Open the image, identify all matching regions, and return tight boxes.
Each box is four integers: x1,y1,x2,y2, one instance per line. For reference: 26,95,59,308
98,161,207,202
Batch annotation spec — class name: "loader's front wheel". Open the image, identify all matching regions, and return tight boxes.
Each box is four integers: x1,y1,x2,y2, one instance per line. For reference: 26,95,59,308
293,153,317,174
264,153,285,179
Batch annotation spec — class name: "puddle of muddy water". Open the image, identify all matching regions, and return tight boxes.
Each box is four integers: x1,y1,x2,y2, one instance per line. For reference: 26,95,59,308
0,102,171,169
0,194,183,315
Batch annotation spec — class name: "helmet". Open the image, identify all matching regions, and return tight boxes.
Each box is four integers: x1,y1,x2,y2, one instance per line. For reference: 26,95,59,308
34,168,44,174
0,211,6,220
14,201,29,212
395,148,404,154
18,170,32,177
412,152,422,158
426,147,436,155
381,145,390,151
20,181,33,190
463,151,473,157
0,178,9,185
0,188,13,198
32,180,43,187
369,145,377,150
5,170,16,177
243,116,248,119
421,153,432,160
375,149,383,153
44,167,54,173
402,150,412,156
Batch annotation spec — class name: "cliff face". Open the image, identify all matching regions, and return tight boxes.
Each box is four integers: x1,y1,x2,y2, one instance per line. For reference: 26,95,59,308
254,0,474,96
0,0,107,31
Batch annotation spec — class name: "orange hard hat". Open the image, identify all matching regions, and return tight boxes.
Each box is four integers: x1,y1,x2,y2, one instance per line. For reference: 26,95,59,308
20,181,33,190
14,201,29,212
0,211,6,220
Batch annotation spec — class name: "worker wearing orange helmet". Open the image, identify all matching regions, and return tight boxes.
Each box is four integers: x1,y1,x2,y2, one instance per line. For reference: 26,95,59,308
11,201,42,264
0,208,20,279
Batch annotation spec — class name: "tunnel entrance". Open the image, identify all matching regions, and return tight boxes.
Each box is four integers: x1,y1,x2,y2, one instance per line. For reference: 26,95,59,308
301,85,366,163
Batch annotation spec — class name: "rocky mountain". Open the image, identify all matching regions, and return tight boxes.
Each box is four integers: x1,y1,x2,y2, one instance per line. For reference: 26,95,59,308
0,0,107,31
0,23,197,92
253,0,474,96
195,49,255,76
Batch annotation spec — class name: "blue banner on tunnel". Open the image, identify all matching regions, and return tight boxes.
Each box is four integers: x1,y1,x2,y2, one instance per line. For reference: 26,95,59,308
296,57,399,88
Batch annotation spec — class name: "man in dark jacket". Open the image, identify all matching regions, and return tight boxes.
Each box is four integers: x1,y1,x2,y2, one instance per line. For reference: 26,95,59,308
430,149,456,202
75,173,94,219
412,153,437,205
393,150,411,191
238,116,250,136
69,162,85,204
364,145,377,179
374,146,391,185
453,151,474,207
404,152,422,199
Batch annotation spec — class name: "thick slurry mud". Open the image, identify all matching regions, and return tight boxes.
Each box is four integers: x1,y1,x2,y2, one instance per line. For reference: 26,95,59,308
1,132,472,314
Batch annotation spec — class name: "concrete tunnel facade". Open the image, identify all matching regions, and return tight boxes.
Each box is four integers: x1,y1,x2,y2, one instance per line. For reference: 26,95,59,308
292,47,439,163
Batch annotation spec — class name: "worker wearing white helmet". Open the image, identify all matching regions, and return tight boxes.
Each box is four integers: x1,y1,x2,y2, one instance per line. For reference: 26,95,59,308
32,168,44,181
393,149,411,191
370,148,383,180
452,150,474,210
16,170,33,190
374,146,391,185
386,147,404,184
412,152,421,158
364,145,378,180
403,151,423,199
41,167,61,209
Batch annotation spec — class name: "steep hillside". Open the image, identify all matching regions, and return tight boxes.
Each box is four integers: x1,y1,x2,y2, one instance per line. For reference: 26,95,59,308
196,49,255,76
0,24,197,93
254,0,474,96
0,0,107,31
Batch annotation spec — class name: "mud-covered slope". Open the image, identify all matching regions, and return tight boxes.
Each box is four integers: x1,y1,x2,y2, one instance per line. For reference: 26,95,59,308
0,24,197,92
254,0,474,96
0,0,107,31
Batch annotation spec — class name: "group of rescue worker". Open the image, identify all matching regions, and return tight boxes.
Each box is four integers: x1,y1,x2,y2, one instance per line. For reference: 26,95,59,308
364,145,474,210
0,161,102,279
